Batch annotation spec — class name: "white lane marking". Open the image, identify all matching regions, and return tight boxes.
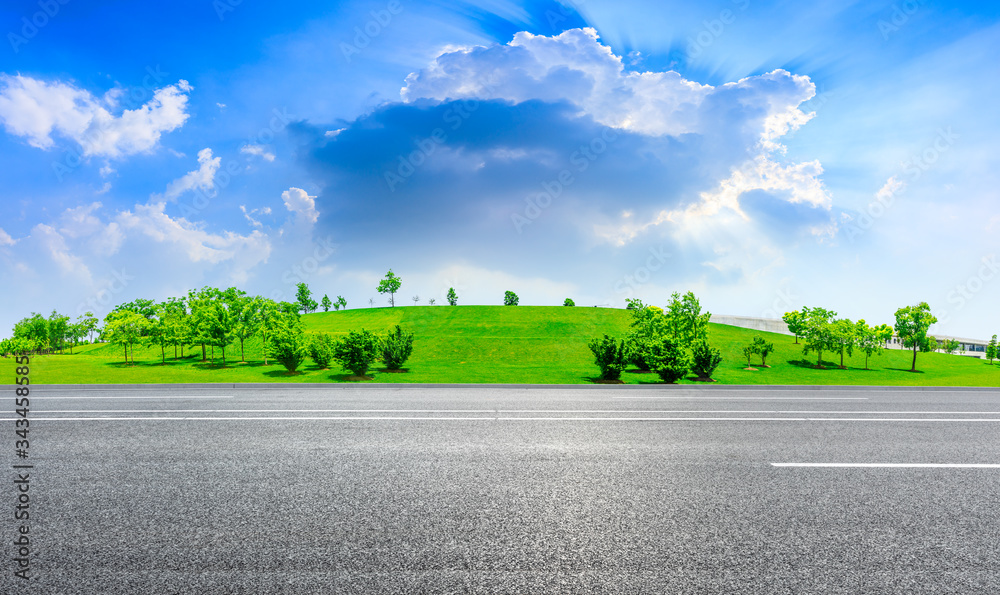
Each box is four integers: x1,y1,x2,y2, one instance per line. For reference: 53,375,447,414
772,463,1000,468
611,397,868,400
26,396,233,400
28,409,1000,415
13,416,1000,422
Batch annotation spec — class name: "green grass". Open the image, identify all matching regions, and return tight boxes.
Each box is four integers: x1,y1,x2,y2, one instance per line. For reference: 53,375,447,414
3,305,999,386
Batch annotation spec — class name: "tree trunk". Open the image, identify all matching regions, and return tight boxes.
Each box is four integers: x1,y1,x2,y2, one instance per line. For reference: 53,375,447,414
911,345,918,372
161,344,165,364
124,345,128,363
263,335,269,365
201,343,207,362
840,350,845,368
240,339,245,363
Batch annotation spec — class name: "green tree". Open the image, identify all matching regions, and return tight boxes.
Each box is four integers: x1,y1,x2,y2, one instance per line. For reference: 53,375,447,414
446,288,458,306
308,332,336,369
382,325,414,370
742,344,757,368
855,320,893,370
255,297,282,366
625,298,645,310
296,282,318,314
564,298,575,306
752,336,775,367
47,310,70,353
782,310,807,344
377,270,402,307
829,318,856,369
103,309,149,364
267,313,307,372
987,335,998,364
336,295,347,310
690,340,723,380
78,311,100,343
941,338,960,355
625,305,668,371
161,297,189,359
894,302,938,372
801,307,837,368
13,313,49,353
504,290,519,306
321,294,332,312
588,335,627,381
665,291,711,344
145,305,171,364
333,329,381,377
644,336,690,383
230,292,257,363
187,287,219,361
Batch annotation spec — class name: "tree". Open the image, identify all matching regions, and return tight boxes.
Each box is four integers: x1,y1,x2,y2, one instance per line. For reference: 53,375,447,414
752,336,775,367
230,292,258,363
377,270,402,307
267,313,307,372
161,297,189,359
66,321,87,353
13,313,48,353
625,298,645,310
255,298,282,366
855,320,893,370
742,345,756,369
782,310,807,344
894,302,938,372
588,335,627,381
382,325,414,370
333,329,381,377
321,295,332,312
428,298,436,305
987,335,998,364
941,339,960,355
296,282,318,314
446,287,458,306
644,336,690,383
690,340,722,381
801,307,837,368
308,332,335,369
188,287,219,361
625,305,668,371
78,311,99,344
563,298,575,306
48,310,70,353
829,319,856,369
368,298,375,308
336,295,347,310
665,291,711,344
412,295,420,306
145,305,170,364
103,310,149,364
504,291,519,306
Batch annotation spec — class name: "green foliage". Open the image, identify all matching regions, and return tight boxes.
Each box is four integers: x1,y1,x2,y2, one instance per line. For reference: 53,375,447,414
625,298,645,310
626,305,668,371
782,310,806,343
801,307,837,368
321,295,332,312
690,340,722,380
47,310,70,353
855,320,894,369
267,314,308,372
941,338,960,355
382,325,414,370
336,295,347,310
296,282,318,314
504,290,519,306
665,291,711,344
103,309,150,364
986,335,997,364
333,329,381,377
446,287,458,306
588,334,627,380
307,332,335,369
644,336,691,383
742,345,756,368
829,318,856,369
13,313,48,352
377,270,403,307
752,336,775,367
563,298,575,306
894,302,938,372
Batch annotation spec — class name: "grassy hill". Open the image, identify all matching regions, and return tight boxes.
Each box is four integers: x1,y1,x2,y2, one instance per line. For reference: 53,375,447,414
4,305,999,386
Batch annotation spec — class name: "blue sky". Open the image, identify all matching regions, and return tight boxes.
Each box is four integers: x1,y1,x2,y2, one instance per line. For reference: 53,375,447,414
1,0,998,339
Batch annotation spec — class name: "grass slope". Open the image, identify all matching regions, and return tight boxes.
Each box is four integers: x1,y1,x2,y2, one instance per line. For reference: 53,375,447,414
3,306,998,386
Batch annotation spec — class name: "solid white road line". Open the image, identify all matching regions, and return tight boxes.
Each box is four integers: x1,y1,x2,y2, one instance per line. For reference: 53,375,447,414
772,463,1000,468
12,416,1000,422
26,395,234,400
27,409,1000,415
610,397,869,400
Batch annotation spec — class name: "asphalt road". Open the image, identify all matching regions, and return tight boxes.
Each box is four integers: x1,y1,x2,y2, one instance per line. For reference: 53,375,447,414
4,384,1000,594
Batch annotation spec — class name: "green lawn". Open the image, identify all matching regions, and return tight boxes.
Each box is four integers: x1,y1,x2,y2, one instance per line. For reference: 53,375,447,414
3,305,998,386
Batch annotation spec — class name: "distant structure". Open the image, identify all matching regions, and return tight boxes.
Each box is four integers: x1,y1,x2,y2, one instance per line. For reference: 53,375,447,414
711,315,990,359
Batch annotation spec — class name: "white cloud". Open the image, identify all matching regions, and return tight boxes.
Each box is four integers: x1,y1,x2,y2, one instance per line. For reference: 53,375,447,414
0,74,192,158
99,164,115,177
32,223,91,278
157,148,220,201
240,143,275,162
0,228,15,246
216,102,226,109
281,187,319,224
401,28,815,142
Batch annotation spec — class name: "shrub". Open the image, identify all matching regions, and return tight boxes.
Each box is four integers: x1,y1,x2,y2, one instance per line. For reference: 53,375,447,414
563,298,575,306
308,332,335,369
588,334,627,380
645,336,690,383
504,290,519,306
267,317,307,372
382,325,414,370
742,344,756,368
752,337,774,367
333,329,381,377
625,333,656,371
690,340,722,380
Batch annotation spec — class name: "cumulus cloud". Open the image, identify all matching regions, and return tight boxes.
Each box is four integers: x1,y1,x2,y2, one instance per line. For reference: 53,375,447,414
32,223,91,278
281,187,319,224
0,228,15,246
0,74,192,158
240,144,275,161
157,148,220,201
